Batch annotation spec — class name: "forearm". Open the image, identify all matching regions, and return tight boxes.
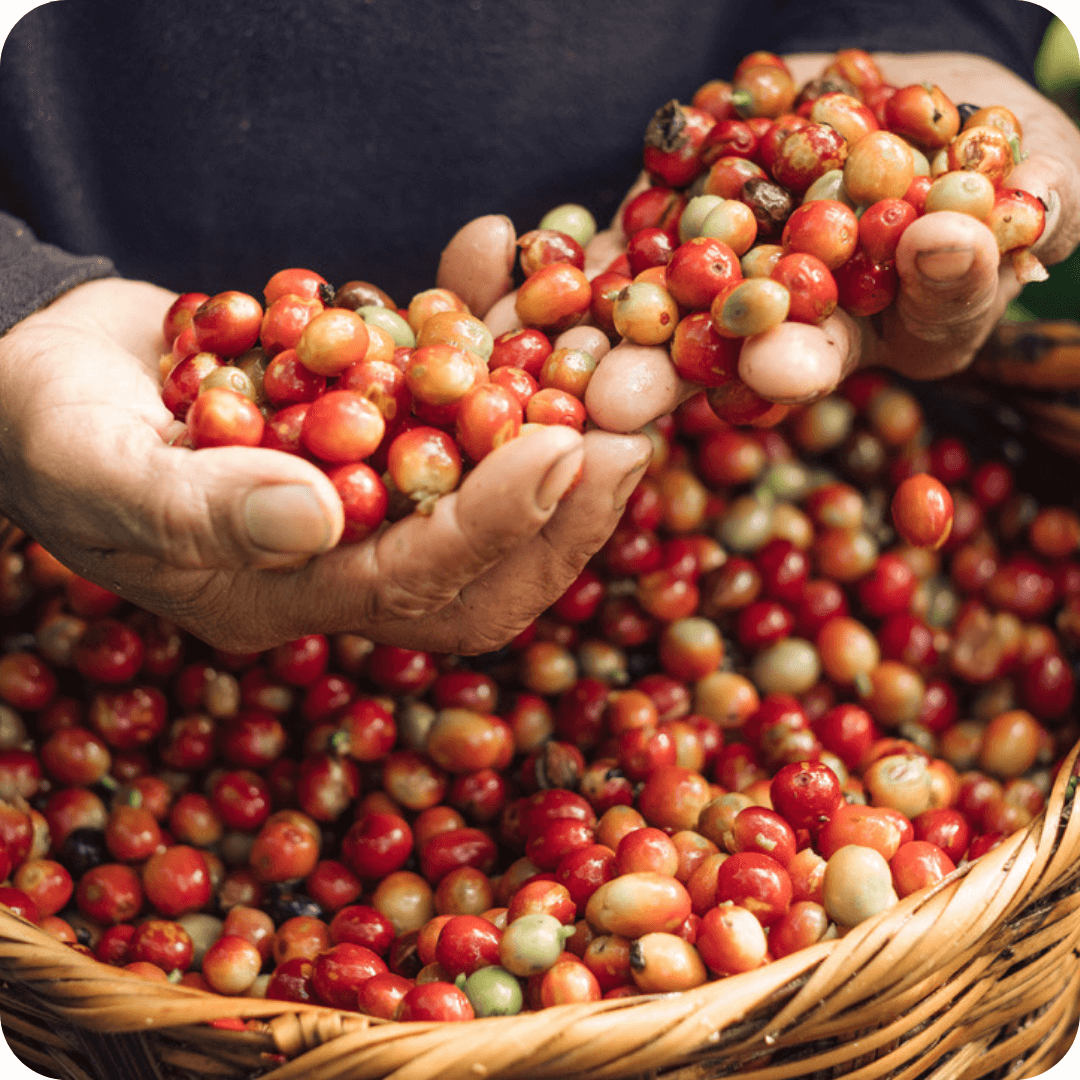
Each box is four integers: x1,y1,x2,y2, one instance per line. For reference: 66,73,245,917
0,211,116,337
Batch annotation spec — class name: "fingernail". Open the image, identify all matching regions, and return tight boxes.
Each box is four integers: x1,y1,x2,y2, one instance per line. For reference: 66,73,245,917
916,246,975,283
244,485,334,554
536,447,586,510
614,453,653,511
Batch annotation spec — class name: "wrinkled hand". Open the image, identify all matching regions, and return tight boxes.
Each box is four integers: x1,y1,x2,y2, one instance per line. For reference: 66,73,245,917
0,277,650,654
574,53,1080,433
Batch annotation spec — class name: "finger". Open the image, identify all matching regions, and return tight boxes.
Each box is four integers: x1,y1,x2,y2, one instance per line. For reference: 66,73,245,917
446,429,653,652
483,290,523,337
94,427,346,570
45,278,175,371
554,326,611,360
584,228,627,279
1008,151,1080,266
585,342,693,432
97,425,590,654
608,170,651,233
315,424,584,638
880,210,1003,380
436,214,517,318
738,314,861,404
1,325,344,573
895,212,1001,335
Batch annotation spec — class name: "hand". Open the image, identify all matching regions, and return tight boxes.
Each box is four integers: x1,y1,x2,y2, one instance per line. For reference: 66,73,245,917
0,276,651,653
584,51,1080,433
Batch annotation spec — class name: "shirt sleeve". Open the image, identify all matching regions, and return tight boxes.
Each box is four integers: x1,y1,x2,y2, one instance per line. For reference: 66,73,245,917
761,0,1052,81
0,211,116,336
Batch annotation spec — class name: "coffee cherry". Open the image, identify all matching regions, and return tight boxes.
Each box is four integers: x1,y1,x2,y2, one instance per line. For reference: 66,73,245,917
892,474,954,549
187,388,265,449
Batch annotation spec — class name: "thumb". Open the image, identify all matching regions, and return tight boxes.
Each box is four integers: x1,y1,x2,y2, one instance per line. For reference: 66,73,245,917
132,433,345,570
1007,151,1080,267
436,214,517,318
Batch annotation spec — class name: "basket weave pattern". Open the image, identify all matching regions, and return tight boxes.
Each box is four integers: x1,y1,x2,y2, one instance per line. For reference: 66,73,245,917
1,742,1079,1080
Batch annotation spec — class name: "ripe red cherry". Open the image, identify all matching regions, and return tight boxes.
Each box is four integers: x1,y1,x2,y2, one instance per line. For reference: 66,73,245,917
76,863,143,924
296,308,370,376
643,102,715,187
187,387,265,448
328,463,388,543
260,295,324,357
833,250,899,317
912,808,971,864
489,328,552,376
729,806,797,867
212,770,272,831
330,903,396,953
736,600,795,652
264,267,331,304
769,253,837,324
626,227,676,277
434,914,502,976
859,198,918,263
311,942,388,1009
714,851,792,926
857,553,917,618
73,619,145,685
89,686,167,750
341,813,413,881
300,389,386,464
782,200,858,270
419,827,498,885
892,474,954,549
142,846,211,917
456,384,523,461
192,291,264,356
755,539,809,604
885,83,960,149
664,237,742,311
265,957,317,1003
770,761,842,832
397,981,474,1021
127,919,195,972
161,352,222,419
40,727,111,787
163,292,210,347
263,347,327,405
622,186,685,240
261,402,310,455
270,635,330,686
250,813,321,882
105,805,163,862
770,122,847,194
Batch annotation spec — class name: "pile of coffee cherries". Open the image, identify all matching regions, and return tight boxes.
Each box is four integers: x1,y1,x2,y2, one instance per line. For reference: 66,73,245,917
0,354,1078,1023
574,47,1045,423
159,241,612,542
158,47,1048,546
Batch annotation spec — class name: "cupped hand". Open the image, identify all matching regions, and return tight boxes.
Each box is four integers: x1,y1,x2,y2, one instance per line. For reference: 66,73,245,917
584,51,1080,433
0,276,650,653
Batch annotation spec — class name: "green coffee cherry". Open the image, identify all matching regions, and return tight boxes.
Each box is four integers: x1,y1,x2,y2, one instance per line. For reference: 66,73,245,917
679,195,724,242
456,966,524,1017
538,204,597,249
358,305,415,347
498,913,573,976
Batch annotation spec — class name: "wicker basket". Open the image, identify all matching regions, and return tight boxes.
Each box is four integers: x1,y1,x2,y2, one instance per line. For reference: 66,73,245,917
5,327,1080,1080
0,706,1078,1080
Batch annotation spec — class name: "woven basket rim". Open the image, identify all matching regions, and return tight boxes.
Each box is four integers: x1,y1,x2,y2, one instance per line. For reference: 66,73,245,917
1,737,1079,1080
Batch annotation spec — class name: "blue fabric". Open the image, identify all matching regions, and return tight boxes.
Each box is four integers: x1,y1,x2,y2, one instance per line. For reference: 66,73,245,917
0,0,1053,322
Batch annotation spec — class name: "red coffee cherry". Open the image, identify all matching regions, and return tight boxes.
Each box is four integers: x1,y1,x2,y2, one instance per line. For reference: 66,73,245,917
892,474,954,549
